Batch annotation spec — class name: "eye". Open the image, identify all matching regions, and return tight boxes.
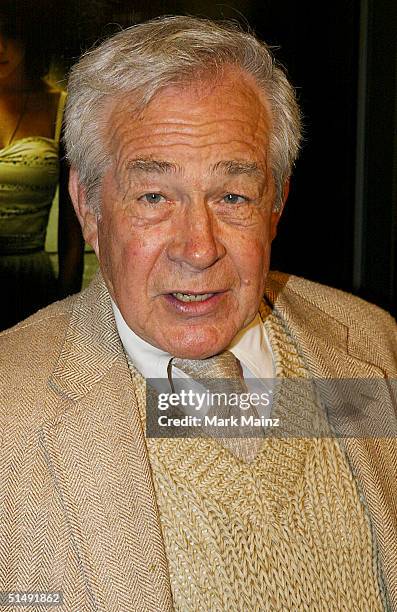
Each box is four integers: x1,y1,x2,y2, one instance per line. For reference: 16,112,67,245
223,193,247,205
139,193,166,204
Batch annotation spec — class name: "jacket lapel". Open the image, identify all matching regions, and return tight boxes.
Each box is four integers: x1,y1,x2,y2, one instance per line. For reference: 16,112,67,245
39,274,173,611
264,273,397,609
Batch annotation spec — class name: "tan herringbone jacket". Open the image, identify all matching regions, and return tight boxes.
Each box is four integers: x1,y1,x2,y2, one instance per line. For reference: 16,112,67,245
1,271,396,611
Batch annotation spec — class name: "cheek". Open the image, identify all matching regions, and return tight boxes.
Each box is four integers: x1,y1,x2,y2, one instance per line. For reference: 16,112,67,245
97,215,129,284
99,213,163,291
235,234,271,290
235,238,270,326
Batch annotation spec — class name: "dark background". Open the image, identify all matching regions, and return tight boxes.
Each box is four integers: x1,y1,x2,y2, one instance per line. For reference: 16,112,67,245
50,0,397,315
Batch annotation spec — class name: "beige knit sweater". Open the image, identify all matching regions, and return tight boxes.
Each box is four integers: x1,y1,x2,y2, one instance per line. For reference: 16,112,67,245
128,306,388,611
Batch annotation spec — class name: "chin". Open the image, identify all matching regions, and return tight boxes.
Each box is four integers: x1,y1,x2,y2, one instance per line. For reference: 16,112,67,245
165,329,235,360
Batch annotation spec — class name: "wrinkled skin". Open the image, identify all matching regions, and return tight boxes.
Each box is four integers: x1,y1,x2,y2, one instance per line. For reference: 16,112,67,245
70,68,288,358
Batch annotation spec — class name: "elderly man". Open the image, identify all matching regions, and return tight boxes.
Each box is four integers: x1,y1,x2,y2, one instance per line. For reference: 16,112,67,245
1,15,396,612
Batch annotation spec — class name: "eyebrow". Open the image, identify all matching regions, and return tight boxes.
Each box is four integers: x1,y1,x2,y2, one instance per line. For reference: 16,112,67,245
210,160,265,179
126,158,180,174
125,157,265,179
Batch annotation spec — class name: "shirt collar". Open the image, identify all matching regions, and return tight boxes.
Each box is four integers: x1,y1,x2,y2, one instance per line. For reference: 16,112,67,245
228,312,274,379
111,299,274,379
111,299,171,379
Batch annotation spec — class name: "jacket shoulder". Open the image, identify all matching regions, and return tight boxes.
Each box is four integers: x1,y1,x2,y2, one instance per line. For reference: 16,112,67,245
1,295,75,362
267,270,396,327
265,271,397,370
0,295,77,425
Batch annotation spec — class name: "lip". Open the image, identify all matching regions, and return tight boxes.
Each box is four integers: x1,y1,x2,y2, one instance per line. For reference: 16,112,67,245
168,289,222,295
162,290,227,315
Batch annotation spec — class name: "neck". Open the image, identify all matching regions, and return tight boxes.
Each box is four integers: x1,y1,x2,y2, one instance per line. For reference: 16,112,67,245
0,64,38,94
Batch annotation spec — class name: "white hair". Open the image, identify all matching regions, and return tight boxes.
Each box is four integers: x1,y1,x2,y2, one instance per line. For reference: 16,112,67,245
64,15,302,213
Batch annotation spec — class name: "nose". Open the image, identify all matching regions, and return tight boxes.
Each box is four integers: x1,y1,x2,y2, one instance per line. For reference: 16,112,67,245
167,197,226,271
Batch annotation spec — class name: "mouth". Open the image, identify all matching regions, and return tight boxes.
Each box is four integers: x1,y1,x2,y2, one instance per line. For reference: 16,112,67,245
171,291,215,303
163,289,227,315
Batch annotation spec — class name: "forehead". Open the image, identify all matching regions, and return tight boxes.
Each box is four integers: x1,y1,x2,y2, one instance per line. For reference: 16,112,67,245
105,69,272,168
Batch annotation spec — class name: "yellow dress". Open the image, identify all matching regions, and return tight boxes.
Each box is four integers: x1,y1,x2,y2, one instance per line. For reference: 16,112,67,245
0,91,66,330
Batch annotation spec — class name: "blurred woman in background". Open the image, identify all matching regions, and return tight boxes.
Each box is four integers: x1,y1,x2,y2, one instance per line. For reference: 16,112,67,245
0,0,84,330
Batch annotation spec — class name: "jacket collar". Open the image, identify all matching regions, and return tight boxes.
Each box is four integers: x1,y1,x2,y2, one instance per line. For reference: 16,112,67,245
263,271,393,377
48,271,124,402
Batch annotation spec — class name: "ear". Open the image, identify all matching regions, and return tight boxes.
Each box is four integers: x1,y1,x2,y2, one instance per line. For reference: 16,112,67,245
68,167,100,257
270,179,290,241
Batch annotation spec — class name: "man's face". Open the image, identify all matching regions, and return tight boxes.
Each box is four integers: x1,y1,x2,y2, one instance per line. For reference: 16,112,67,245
75,70,284,358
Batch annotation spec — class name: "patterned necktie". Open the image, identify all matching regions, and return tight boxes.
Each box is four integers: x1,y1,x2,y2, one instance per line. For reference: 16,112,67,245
170,350,264,463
